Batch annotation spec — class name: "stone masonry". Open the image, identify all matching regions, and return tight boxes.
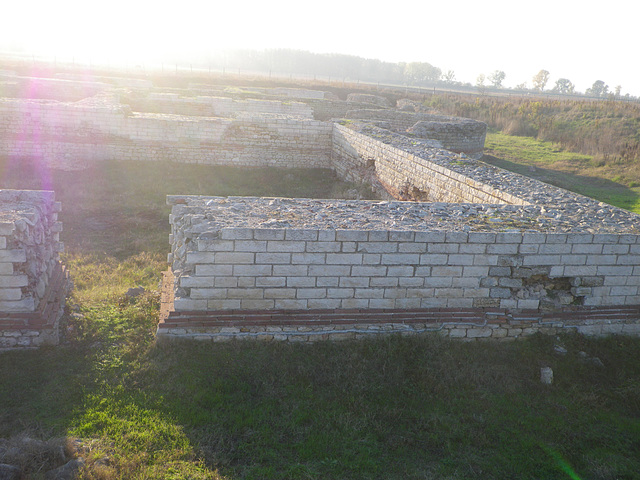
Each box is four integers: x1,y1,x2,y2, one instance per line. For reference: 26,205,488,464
1,71,638,343
0,190,68,349
159,119,640,342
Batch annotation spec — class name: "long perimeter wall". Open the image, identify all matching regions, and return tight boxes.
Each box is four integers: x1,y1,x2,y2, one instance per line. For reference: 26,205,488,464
0,97,332,169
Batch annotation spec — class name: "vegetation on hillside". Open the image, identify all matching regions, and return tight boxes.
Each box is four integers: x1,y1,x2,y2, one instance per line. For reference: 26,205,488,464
426,94,640,164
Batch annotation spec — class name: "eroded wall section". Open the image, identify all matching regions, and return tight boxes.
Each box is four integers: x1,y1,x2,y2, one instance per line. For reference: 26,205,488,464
0,190,67,349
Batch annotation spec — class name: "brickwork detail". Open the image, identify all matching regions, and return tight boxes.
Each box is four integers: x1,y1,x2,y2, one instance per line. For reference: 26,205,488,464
0,190,68,349
0,97,332,170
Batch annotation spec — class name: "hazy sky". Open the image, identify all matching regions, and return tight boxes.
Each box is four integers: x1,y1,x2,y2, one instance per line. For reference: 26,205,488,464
2,0,638,95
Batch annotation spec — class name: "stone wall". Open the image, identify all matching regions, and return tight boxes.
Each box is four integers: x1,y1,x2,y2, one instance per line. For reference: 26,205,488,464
331,124,521,204
159,196,640,342
0,190,68,349
123,93,314,118
0,97,332,169
346,93,391,108
344,110,486,157
160,115,640,342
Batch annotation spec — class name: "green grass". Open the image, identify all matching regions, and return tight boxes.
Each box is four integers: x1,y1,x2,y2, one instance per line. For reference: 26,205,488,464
484,131,640,213
0,158,640,479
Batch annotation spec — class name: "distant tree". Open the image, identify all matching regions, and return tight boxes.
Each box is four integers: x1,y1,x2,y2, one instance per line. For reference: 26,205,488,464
615,85,622,97
515,82,528,91
476,74,486,95
551,78,575,95
586,80,609,98
489,70,506,88
532,70,550,91
443,70,456,84
403,62,441,85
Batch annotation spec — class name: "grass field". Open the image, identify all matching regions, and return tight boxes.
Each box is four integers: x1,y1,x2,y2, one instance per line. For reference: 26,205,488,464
0,158,639,479
484,131,640,213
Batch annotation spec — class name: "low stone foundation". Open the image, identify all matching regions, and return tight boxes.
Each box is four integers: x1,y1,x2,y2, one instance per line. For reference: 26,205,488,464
158,270,640,342
0,190,68,349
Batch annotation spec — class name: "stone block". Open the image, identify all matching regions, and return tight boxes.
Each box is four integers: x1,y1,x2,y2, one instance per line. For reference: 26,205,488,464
341,298,370,309
488,244,518,255
431,266,463,277
287,276,316,287
389,231,415,242
173,298,208,311
256,276,286,287
467,327,493,338
267,240,306,253
326,253,363,265
428,243,459,254
220,228,254,240
215,277,239,288
214,252,254,264
254,229,286,241
616,255,640,265
490,287,512,299
285,229,319,241
399,277,424,287
306,242,341,253
398,242,427,253
291,253,326,264
394,298,422,309
415,231,446,243
308,265,350,277
0,249,27,263
255,252,291,264
197,239,235,252
451,241,485,256
307,298,342,309
226,288,265,299
0,275,28,287
335,230,368,242
273,265,308,276
195,264,233,276
234,240,267,252
275,299,308,309
447,254,475,266
473,254,498,266
539,243,572,254
597,266,633,276
367,230,388,242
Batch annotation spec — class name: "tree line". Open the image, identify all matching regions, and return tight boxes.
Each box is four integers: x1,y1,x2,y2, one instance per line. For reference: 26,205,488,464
478,69,630,100
195,49,634,101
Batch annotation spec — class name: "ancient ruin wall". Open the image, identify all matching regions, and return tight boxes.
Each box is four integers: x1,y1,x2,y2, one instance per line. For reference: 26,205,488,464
0,98,332,169
123,93,314,119
160,118,640,342
344,110,487,158
160,196,640,342
332,124,522,204
0,190,67,349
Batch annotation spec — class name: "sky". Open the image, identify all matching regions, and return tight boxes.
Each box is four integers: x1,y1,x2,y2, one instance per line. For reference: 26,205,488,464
2,0,639,96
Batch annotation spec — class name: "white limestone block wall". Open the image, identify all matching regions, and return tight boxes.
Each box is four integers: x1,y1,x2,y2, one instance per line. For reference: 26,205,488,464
166,197,640,313
0,190,67,349
0,98,333,169
332,124,524,204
